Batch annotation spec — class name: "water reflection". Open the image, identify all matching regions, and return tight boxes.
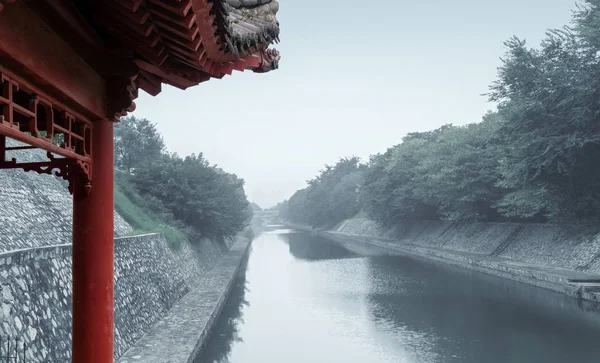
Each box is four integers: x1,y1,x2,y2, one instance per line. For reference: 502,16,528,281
282,231,357,261
197,253,250,363
201,229,600,363
365,256,600,363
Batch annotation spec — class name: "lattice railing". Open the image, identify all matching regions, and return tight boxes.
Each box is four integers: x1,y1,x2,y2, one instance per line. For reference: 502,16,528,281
0,72,92,162
0,69,93,194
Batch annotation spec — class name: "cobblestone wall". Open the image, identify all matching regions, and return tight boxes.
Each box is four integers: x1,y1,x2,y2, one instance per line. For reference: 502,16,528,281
335,218,600,274
0,245,73,362
114,234,190,358
113,235,228,357
0,139,132,253
0,233,227,362
0,138,235,361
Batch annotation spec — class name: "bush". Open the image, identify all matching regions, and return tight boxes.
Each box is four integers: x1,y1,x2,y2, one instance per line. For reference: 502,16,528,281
115,171,188,249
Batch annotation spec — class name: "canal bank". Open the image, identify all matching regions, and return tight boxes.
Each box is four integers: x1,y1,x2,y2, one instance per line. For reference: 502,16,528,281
285,219,600,305
197,228,600,363
117,237,252,363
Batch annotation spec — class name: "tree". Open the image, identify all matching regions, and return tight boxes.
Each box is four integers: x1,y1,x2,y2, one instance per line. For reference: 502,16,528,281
250,202,263,212
410,115,505,222
488,11,600,223
280,158,366,228
114,116,165,170
114,116,251,241
131,153,250,239
280,1,600,228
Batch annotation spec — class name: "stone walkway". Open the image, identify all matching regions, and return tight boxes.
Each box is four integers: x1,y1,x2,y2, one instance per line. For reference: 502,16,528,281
117,239,250,363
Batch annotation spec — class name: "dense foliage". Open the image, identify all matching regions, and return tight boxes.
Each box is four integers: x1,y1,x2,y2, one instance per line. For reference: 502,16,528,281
115,116,165,171
280,157,365,228
280,1,600,228
114,116,251,241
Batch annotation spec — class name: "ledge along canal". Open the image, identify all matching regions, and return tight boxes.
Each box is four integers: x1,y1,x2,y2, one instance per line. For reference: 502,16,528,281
198,227,600,363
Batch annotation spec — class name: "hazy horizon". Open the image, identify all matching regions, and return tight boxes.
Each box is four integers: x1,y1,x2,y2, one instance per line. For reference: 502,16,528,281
132,0,577,208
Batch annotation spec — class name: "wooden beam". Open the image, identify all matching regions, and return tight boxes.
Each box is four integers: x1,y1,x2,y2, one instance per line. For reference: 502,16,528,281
134,59,198,89
148,0,192,17
0,2,107,120
138,70,162,96
0,122,91,163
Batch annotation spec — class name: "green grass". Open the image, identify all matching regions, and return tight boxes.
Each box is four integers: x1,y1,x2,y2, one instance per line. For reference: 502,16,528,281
115,171,188,250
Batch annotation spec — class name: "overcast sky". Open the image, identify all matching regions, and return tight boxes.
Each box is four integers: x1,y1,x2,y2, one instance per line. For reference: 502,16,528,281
133,0,577,208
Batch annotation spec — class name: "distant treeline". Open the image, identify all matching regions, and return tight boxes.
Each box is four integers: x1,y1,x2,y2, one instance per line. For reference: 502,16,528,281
114,116,252,241
278,1,600,229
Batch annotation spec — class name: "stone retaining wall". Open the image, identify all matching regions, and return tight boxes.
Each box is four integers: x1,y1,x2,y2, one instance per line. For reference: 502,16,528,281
335,218,600,274
0,233,228,362
0,245,72,361
0,138,243,361
0,139,132,253
117,237,252,363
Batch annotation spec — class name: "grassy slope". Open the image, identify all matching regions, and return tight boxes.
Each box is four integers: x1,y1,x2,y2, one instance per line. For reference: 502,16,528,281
114,171,188,249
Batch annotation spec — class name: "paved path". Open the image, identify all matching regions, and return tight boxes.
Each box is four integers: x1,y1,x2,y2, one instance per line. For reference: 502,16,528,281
118,239,250,363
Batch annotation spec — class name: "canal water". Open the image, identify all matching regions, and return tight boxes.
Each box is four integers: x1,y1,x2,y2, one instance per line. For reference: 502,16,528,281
198,228,600,363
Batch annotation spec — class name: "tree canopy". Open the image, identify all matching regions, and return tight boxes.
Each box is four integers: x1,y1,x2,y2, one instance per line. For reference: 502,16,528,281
280,1,600,229
114,116,251,241
114,116,165,171
282,158,365,228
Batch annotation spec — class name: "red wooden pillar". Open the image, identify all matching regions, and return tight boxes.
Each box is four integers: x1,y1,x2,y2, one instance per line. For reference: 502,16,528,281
72,119,115,362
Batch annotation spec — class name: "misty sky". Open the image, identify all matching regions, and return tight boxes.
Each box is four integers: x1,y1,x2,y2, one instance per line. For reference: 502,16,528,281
132,0,577,208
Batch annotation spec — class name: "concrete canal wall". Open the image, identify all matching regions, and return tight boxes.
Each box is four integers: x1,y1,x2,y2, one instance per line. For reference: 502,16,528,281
288,217,600,304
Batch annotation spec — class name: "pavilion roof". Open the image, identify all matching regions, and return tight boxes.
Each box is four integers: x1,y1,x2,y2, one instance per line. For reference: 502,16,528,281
78,0,281,96
0,0,280,121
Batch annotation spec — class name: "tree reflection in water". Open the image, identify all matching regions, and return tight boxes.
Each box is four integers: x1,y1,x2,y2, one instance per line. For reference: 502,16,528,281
364,255,600,363
282,231,357,261
195,254,250,363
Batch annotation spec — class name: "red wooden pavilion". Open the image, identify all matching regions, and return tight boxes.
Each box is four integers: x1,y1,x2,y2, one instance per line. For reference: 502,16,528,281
0,1,280,361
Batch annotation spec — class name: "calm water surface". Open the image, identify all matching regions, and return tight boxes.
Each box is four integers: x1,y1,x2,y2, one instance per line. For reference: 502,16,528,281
198,228,600,363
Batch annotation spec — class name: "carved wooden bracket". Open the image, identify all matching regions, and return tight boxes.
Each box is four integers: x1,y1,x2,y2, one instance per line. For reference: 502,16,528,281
104,49,140,121
107,77,138,121
0,143,92,195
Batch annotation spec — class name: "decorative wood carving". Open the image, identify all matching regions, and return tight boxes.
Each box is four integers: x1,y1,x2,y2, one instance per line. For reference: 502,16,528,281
0,71,92,161
0,69,93,195
0,137,91,195
107,77,139,121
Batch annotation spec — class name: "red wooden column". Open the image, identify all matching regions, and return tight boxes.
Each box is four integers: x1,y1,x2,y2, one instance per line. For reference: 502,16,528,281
72,119,115,363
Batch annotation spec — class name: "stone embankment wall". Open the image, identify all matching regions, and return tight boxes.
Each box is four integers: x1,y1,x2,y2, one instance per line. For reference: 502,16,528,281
335,218,600,274
0,139,132,252
0,138,234,361
0,233,230,362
